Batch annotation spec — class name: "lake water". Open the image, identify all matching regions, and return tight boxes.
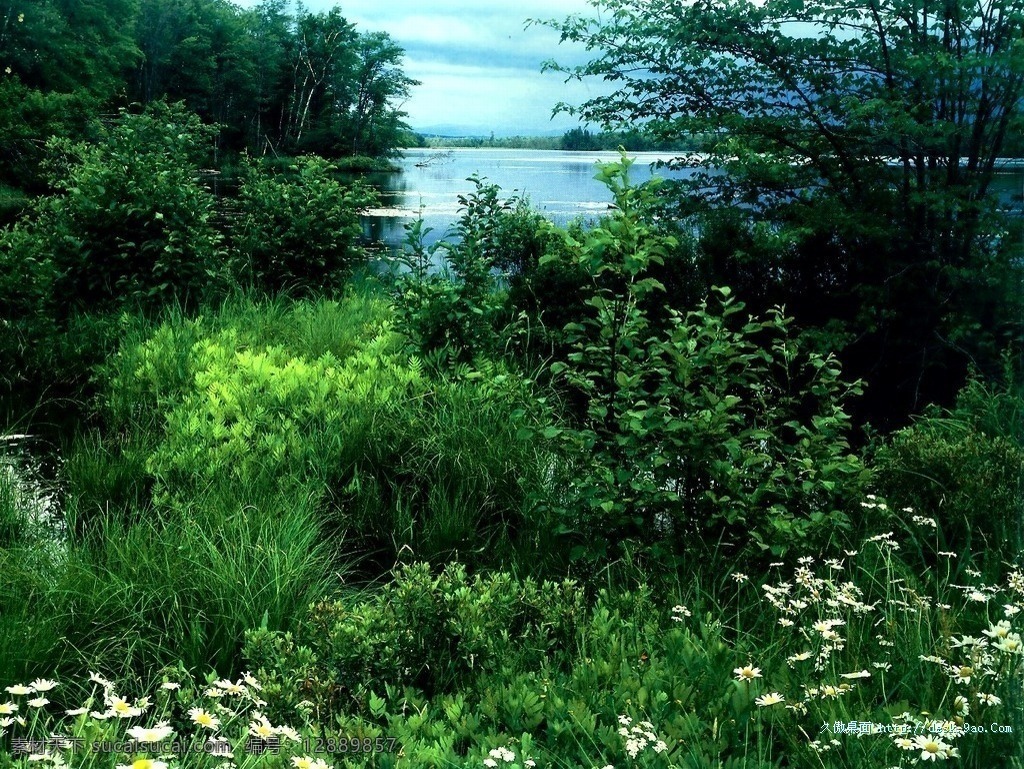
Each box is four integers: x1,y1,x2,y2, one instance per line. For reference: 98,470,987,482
361,148,697,251
361,148,1024,253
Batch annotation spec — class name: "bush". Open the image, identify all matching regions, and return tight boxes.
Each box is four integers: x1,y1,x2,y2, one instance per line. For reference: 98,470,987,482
873,376,1024,567
531,156,868,567
230,155,378,296
393,177,547,366
11,102,225,315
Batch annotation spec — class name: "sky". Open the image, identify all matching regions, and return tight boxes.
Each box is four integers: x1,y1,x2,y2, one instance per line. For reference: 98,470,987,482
230,0,610,135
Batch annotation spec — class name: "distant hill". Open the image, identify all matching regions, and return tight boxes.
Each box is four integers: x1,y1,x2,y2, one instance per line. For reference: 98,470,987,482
412,124,566,139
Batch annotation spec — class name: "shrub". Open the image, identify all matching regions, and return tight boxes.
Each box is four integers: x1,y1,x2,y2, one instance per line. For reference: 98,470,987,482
19,102,225,314
531,155,868,567
230,155,378,296
873,376,1024,568
393,177,546,366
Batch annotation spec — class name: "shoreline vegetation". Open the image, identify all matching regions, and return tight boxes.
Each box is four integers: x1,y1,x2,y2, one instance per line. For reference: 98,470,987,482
1,0,1023,768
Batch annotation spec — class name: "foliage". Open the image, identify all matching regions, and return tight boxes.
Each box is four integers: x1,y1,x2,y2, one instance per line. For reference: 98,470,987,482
230,155,378,296
0,0,416,185
245,517,1024,768
102,291,553,571
538,0,1024,424
246,563,587,711
873,374,1024,567
529,156,868,565
393,177,544,365
0,102,225,315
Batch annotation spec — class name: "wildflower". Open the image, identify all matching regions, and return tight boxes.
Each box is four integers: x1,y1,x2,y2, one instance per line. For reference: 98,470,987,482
894,737,914,750
107,696,142,718
5,684,33,696
733,665,762,682
128,723,175,743
27,697,49,708
967,590,990,603
65,708,88,716
976,693,1001,706
241,672,263,691
954,695,969,715
798,556,815,565
755,692,785,707
277,725,301,742
115,761,168,769
982,621,1012,640
787,651,812,664
913,734,951,761
950,665,974,684
214,679,247,696
993,635,1023,654
489,746,516,763
618,715,632,726
189,708,220,730
248,715,276,740
671,605,691,620
911,515,937,528
1004,604,1021,617
732,573,749,583
824,559,843,570
937,551,957,558
0,703,17,714
291,759,329,769
778,618,794,627
160,683,180,691
90,710,113,720
29,679,58,692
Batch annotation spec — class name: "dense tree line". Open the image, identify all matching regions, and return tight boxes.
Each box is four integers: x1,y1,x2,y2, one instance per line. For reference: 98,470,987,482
0,0,416,188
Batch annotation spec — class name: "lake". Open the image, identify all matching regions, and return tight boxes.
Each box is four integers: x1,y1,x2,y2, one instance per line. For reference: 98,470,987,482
360,148,697,251
360,148,1024,253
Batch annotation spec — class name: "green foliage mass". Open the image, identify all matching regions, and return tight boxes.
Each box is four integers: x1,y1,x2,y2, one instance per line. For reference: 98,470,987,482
231,155,378,296
873,373,1024,567
101,291,552,571
1,103,224,315
243,545,1023,769
508,157,868,566
393,176,550,366
540,0,1024,425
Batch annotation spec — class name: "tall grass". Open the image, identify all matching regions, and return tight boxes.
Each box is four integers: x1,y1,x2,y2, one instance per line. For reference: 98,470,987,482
51,489,337,681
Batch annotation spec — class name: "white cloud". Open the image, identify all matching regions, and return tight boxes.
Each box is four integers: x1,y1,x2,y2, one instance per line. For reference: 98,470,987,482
227,0,602,132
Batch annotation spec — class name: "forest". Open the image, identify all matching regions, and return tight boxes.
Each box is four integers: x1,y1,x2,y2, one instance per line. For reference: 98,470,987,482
0,0,415,194
0,1,1023,768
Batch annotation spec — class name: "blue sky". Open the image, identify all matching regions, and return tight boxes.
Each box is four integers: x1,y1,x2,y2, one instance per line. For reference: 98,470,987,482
229,0,609,135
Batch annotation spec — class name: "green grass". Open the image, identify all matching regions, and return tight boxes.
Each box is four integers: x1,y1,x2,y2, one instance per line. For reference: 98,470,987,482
18,488,339,683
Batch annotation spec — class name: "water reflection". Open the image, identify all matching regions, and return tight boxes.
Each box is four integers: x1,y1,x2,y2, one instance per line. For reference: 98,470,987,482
361,148,695,252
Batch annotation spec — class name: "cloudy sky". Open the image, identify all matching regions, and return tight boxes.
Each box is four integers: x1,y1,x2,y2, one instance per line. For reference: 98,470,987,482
230,0,611,135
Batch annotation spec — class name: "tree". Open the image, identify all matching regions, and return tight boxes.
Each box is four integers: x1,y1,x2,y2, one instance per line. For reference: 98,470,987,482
341,31,418,157
541,0,1024,425
281,7,358,152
